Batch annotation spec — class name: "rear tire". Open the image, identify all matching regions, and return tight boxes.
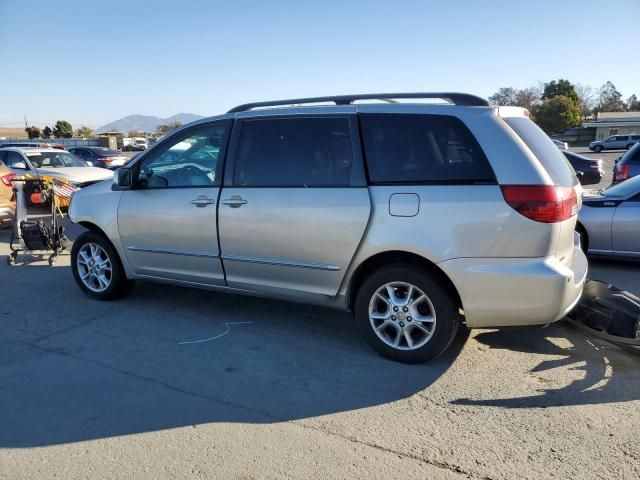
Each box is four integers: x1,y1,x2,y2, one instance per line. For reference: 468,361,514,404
71,231,133,300
626,144,634,150
593,145,603,153
355,263,460,364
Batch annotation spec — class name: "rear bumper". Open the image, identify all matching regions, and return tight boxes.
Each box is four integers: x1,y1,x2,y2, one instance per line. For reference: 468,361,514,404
439,247,588,328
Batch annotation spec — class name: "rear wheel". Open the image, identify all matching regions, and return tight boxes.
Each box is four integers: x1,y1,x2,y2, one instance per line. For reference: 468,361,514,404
355,263,460,363
71,231,133,300
626,144,634,150
593,145,603,153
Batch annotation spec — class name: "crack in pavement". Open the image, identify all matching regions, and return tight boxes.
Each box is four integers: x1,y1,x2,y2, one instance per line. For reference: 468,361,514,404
17,341,475,479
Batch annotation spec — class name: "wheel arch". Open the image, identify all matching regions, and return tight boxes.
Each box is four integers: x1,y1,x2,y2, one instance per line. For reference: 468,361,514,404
347,250,463,312
77,221,133,278
575,221,589,252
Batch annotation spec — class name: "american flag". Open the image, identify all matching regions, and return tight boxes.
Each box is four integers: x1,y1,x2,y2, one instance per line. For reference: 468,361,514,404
52,180,80,199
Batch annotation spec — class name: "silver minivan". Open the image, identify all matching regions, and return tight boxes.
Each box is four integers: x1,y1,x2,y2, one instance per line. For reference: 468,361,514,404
589,135,640,152
68,93,587,363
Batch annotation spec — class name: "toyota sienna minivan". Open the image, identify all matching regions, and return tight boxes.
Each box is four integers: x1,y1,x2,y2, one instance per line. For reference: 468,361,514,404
67,93,587,363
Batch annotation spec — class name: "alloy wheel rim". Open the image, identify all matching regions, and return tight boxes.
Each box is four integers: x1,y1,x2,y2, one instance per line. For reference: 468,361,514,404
368,281,437,351
77,243,112,293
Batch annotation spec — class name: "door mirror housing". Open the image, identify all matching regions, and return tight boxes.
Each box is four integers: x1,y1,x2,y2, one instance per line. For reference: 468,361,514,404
12,161,27,170
113,167,132,189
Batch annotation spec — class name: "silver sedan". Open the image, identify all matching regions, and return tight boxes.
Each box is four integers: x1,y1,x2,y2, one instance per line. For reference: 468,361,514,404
577,175,640,259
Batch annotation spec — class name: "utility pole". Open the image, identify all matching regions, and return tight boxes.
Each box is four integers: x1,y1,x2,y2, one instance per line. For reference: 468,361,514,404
24,115,28,128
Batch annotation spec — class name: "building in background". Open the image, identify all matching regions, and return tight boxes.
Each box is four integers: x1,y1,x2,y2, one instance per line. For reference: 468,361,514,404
584,111,640,140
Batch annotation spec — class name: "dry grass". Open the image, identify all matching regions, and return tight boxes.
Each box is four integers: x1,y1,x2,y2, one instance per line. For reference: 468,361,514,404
0,128,27,139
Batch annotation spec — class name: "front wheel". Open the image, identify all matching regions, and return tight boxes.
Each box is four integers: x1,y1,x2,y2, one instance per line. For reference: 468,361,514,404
355,264,460,364
71,231,133,300
593,145,603,153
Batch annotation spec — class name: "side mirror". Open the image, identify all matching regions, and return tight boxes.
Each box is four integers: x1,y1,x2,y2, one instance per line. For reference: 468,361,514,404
12,161,27,170
113,167,132,189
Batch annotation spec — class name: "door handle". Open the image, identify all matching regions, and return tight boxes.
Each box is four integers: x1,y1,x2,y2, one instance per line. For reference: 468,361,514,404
222,195,248,208
190,195,215,208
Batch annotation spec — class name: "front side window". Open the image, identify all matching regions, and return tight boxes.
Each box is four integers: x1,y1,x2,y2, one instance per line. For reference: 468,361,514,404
360,114,494,184
233,117,353,187
137,122,229,188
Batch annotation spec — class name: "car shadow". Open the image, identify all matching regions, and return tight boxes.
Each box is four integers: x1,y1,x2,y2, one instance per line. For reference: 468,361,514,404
0,269,470,448
452,322,640,409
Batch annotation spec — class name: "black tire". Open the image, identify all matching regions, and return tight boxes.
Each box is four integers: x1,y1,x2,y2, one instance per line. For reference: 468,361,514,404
71,230,133,300
355,263,461,364
593,145,603,153
576,224,589,253
626,144,634,150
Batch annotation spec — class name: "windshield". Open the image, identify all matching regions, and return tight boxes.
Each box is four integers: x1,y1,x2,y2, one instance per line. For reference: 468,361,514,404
26,151,87,168
602,174,640,197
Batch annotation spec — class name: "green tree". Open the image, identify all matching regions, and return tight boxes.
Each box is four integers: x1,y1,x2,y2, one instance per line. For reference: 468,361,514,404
626,94,640,111
532,96,581,135
155,120,182,136
488,87,517,106
42,125,53,138
541,79,580,107
75,125,94,137
25,126,42,139
53,120,73,138
596,81,625,112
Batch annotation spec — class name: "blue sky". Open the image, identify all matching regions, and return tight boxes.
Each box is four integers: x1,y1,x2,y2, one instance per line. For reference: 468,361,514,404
1,0,638,129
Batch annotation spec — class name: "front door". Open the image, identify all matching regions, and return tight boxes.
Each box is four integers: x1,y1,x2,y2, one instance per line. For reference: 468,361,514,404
118,121,231,285
612,196,640,256
218,116,370,298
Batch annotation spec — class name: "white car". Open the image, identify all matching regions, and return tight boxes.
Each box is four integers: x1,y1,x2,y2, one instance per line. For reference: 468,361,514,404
0,147,113,186
553,139,569,150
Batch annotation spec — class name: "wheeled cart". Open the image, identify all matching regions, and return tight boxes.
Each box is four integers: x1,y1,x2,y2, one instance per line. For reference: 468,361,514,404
7,178,69,266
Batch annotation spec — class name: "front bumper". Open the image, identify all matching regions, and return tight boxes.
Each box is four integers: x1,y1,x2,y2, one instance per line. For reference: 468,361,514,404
439,247,588,328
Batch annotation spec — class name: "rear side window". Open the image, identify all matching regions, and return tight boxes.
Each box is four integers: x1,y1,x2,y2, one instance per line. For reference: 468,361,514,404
359,114,494,184
504,117,577,186
621,143,640,164
234,117,353,187
617,136,629,141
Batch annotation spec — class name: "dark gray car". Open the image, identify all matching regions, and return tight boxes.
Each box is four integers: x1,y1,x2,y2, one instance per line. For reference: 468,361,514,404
613,143,640,184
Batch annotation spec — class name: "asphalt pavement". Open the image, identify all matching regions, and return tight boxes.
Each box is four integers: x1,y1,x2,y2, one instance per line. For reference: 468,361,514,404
1,218,639,479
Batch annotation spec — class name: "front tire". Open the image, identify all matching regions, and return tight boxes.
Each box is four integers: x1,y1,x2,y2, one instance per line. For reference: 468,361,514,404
355,263,460,364
593,145,603,153
71,231,133,300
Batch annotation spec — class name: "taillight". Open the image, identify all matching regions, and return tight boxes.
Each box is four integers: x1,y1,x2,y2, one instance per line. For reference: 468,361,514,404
501,185,578,223
102,157,115,163
1,173,16,187
616,164,629,182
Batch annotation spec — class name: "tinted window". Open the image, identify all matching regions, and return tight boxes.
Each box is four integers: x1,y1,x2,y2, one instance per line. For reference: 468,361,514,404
92,147,120,156
621,143,640,164
137,122,229,188
617,136,629,141
234,117,353,187
504,117,577,186
360,114,494,184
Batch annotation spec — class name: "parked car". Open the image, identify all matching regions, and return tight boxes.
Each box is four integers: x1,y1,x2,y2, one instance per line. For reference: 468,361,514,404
589,135,640,153
122,138,149,151
0,148,113,199
553,139,569,150
68,93,587,364
612,142,640,184
0,160,16,228
577,174,640,259
562,151,603,186
68,146,129,169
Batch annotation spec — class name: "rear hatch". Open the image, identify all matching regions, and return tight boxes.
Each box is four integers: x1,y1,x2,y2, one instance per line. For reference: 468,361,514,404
501,113,582,271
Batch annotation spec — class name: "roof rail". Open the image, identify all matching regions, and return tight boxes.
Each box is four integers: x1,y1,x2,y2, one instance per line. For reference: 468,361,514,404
227,92,489,113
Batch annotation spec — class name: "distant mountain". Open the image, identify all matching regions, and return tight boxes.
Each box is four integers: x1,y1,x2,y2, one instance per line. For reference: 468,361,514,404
96,113,204,134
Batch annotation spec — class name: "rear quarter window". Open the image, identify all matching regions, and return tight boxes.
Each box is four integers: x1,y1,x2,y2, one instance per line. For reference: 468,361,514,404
359,114,495,184
504,117,578,187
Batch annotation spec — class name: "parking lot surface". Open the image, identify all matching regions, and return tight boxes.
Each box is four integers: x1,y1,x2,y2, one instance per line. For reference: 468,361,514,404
1,221,639,479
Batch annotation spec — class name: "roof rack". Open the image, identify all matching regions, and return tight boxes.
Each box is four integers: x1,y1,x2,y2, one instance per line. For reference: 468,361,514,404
228,92,489,113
